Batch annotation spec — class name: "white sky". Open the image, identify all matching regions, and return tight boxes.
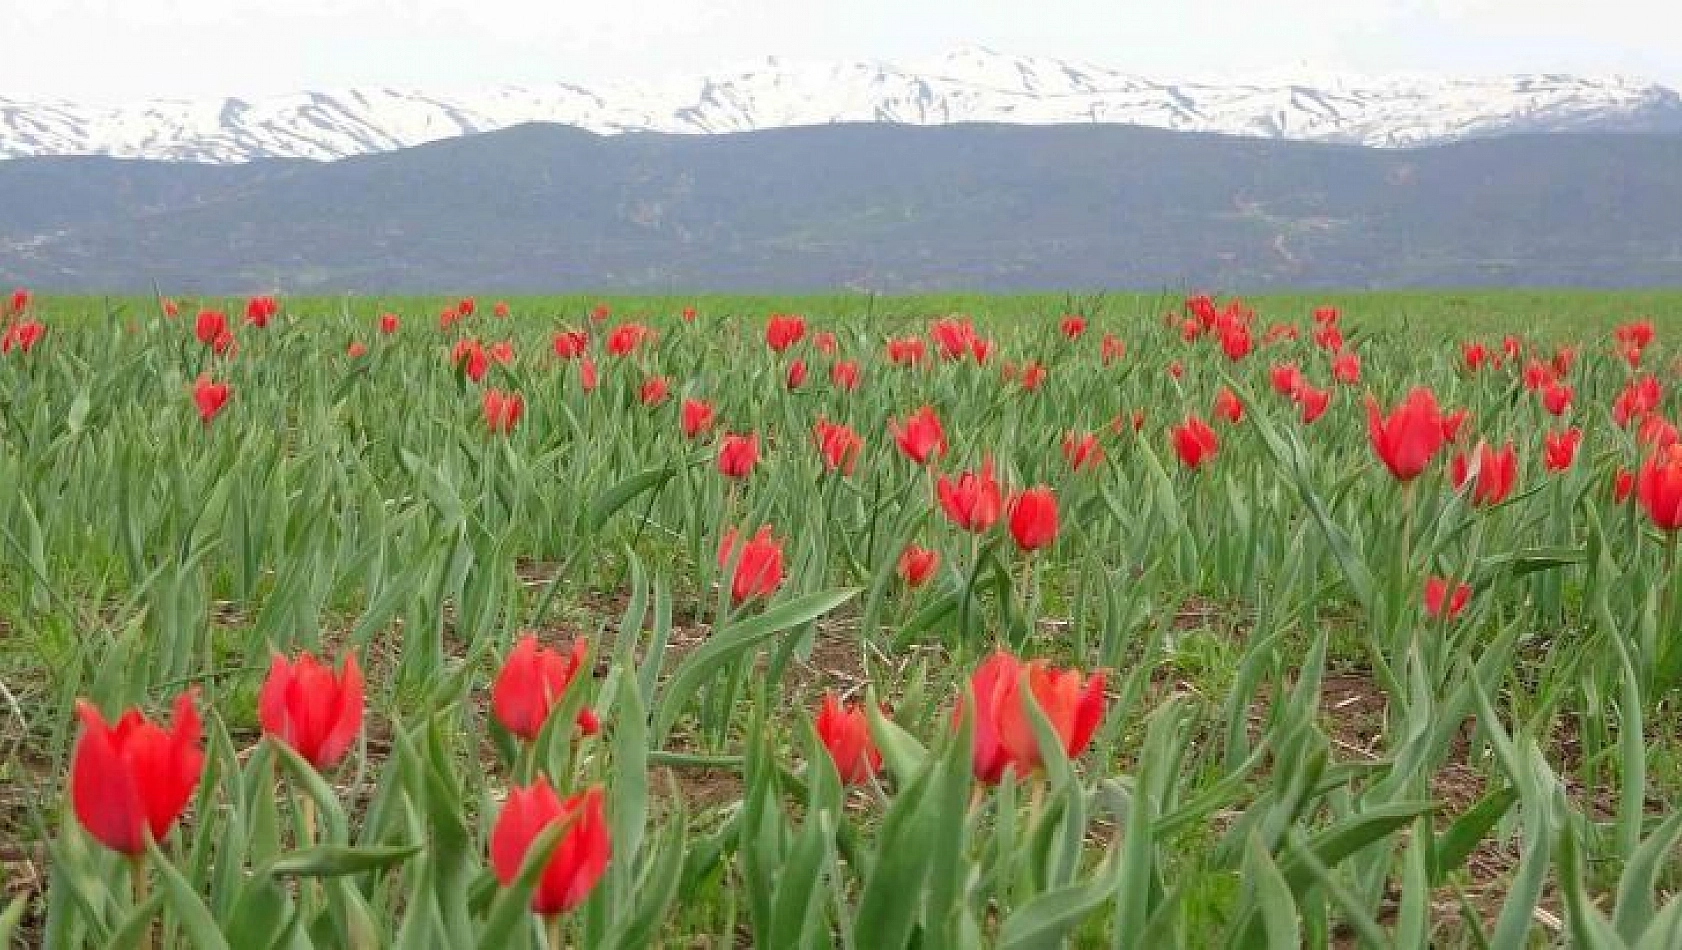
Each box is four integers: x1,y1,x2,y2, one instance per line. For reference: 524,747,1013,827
5,0,1681,103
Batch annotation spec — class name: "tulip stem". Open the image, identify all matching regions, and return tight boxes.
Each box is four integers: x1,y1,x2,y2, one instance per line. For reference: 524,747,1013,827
1400,480,1416,572
300,794,317,848
545,914,565,949
130,852,152,950
1664,531,1680,686
1017,557,1034,651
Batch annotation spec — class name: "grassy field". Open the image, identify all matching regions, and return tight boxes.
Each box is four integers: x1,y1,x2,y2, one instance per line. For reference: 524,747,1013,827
4,288,1682,948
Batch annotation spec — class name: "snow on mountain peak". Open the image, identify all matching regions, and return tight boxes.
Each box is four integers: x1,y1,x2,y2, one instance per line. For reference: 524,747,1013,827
1,48,1677,163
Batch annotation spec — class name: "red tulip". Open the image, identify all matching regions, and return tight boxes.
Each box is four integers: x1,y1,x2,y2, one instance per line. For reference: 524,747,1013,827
1219,324,1252,361
1448,441,1518,507
194,309,227,346
886,337,926,366
1111,410,1146,435
1543,428,1581,472
1100,334,1126,365
457,297,476,317
681,399,715,440
1270,363,1303,397
494,300,510,318
765,314,806,353
346,341,367,359
1017,362,1047,392
1167,360,1183,379
488,340,514,365
785,359,808,390
483,388,524,433
605,323,651,357
813,419,862,475
1614,319,1655,350
1062,431,1103,472
589,303,610,323
553,330,588,359
1059,313,1087,339
1007,487,1058,552
961,650,1104,784
1637,444,1682,531
1331,350,1360,385
969,336,995,365
1440,408,1470,444
489,780,609,917
1552,346,1576,377
245,295,277,328
258,652,363,770
1312,305,1340,325
1502,334,1522,360
813,331,838,356
1615,467,1636,503
1366,388,1446,482
70,691,203,855
1541,381,1572,416
639,375,670,406
681,306,697,323
1424,577,1471,620
1614,376,1662,427
1170,415,1219,469
717,525,785,603
890,406,947,465
830,360,860,392
1521,359,1552,391
1296,384,1331,424
1213,387,1243,424
717,432,759,479
936,457,1002,532
211,329,237,357
192,377,230,424
1461,342,1487,372
1,320,44,354
1639,414,1680,451
929,317,978,360
897,544,939,587
1313,325,1343,352
579,357,598,393
378,313,399,335
452,339,489,382
7,287,27,315
491,635,598,741
814,693,882,785
162,298,180,319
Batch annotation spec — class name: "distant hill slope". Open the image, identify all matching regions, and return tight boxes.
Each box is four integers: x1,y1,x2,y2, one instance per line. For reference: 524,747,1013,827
2,122,1680,292
4,48,1681,162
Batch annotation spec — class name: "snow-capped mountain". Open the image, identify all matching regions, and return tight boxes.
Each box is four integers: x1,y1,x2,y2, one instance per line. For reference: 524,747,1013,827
3,47,1679,163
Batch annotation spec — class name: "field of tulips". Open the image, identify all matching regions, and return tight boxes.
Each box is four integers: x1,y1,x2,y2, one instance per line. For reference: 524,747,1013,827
5,287,1682,948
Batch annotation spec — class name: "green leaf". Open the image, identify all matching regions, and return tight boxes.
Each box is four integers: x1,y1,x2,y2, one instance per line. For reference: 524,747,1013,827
147,839,233,950
1614,810,1682,941
1280,800,1437,895
1431,785,1517,885
652,588,858,743
854,765,937,950
997,857,1119,950
867,700,930,783
1242,833,1301,950
104,889,166,950
267,844,422,878
474,821,567,950
587,465,676,533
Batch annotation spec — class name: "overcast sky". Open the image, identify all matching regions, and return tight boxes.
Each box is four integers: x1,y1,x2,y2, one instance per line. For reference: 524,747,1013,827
6,0,1681,103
